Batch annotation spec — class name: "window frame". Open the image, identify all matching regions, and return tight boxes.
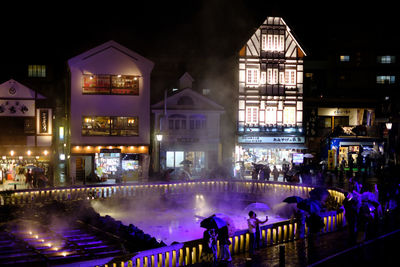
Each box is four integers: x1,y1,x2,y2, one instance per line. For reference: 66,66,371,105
82,116,139,136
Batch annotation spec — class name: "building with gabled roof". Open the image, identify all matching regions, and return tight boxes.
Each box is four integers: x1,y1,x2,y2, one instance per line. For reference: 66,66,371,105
151,74,224,178
0,79,53,188
236,17,307,178
67,40,154,183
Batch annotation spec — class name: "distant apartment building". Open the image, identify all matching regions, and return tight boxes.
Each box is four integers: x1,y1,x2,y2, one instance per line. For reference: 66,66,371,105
67,40,154,183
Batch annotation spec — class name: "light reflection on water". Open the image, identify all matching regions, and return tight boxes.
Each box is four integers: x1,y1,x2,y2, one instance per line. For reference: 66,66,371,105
91,194,288,245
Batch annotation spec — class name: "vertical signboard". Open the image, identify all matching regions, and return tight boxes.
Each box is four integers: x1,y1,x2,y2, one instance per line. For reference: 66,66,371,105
36,108,52,135
327,149,337,170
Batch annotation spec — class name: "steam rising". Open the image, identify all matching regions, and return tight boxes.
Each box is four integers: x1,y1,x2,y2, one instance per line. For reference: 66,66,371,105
90,190,293,245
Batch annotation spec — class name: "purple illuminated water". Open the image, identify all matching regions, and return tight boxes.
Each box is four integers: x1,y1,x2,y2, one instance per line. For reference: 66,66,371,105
91,193,289,245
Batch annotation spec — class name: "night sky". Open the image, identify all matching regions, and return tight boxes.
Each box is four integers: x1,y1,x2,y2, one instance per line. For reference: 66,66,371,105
0,1,397,100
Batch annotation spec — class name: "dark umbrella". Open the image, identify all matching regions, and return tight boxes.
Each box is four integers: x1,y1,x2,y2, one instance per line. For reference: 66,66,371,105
33,167,44,173
283,196,304,204
200,216,227,229
309,187,330,201
297,198,322,214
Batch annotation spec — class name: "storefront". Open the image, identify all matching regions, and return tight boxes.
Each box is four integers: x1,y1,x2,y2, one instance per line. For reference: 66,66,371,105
0,152,52,188
236,135,306,177
325,137,384,169
70,146,148,183
163,149,207,177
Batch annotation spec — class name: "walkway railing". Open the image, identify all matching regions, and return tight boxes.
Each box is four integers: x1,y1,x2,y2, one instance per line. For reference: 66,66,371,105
0,180,345,206
0,180,346,267
101,211,344,267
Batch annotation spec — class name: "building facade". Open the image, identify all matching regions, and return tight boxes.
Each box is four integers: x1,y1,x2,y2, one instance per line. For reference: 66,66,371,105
236,17,307,177
67,40,154,183
0,79,53,188
151,73,224,179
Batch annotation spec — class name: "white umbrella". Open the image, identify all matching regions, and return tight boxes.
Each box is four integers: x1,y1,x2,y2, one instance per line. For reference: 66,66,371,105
303,153,314,158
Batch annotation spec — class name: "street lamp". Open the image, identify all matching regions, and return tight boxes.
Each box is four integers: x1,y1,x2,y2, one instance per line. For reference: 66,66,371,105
156,134,163,172
385,122,392,166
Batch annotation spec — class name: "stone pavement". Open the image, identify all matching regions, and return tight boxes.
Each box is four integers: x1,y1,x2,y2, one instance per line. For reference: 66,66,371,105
194,226,399,267
193,229,351,267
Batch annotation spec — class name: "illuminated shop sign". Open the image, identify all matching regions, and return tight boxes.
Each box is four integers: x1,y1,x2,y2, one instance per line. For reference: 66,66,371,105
36,109,52,135
238,136,305,144
39,110,48,133
0,100,34,117
82,74,139,95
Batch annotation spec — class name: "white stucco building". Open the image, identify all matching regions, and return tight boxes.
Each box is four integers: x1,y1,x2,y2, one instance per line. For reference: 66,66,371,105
67,40,154,182
151,73,225,178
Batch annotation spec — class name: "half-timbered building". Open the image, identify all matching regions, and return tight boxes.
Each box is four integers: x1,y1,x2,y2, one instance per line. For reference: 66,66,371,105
236,17,307,177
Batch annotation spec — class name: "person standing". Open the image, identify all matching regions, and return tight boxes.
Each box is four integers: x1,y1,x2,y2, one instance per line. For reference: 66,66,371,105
247,211,268,257
272,166,279,182
25,169,33,189
201,228,218,266
264,165,271,181
218,226,232,262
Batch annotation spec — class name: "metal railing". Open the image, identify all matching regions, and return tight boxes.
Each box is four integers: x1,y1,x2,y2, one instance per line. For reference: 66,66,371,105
0,180,346,267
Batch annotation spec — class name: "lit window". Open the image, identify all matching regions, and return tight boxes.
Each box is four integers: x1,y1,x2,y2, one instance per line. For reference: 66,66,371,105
261,72,266,84
267,69,279,84
285,70,296,85
202,88,210,95
82,116,138,136
265,107,277,124
246,69,259,85
246,107,259,124
283,107,296,125
340,55,350,62
376,76,396,84
265,34,284,51
261,35,267,51
378,56,396,64
28,65,46,77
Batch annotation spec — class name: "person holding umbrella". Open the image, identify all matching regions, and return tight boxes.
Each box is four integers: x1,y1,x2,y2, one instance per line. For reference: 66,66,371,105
247,210,268,257
201,215,226,266
201,228,218,266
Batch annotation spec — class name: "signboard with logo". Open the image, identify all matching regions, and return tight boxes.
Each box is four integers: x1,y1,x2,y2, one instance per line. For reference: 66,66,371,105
0,100,35,117
327,149,336,170
238,136,305,144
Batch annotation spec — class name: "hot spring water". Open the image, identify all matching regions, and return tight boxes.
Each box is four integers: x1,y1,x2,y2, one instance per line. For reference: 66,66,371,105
91,192,290,245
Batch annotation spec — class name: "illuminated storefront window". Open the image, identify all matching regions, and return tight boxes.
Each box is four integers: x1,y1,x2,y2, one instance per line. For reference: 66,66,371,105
82,116,138,136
